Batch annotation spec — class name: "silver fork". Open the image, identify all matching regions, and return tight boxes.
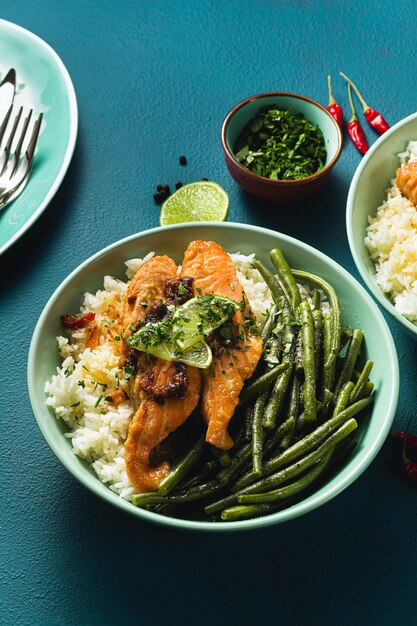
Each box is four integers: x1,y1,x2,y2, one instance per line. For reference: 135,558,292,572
0,106,43,208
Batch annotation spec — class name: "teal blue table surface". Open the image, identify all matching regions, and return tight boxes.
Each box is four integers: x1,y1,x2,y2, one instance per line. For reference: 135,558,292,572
1,2,417,624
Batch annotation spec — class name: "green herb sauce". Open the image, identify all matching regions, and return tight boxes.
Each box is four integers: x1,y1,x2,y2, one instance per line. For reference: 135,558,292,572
234,107,326,180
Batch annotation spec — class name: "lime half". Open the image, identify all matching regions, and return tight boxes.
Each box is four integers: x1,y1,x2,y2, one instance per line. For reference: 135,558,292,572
173,295,240,350
126,329,212,369
159,181,229,226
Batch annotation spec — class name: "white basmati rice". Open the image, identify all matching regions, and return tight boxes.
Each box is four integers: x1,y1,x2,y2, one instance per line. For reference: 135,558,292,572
365,140,417,323
45,250,325,501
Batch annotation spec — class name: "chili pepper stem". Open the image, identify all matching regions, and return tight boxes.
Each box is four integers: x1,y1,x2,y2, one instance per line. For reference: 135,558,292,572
347,84,358,122
327,74,336,106
340,72,369,113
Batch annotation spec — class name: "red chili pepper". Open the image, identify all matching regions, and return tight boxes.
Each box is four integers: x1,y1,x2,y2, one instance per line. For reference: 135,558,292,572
402,436,417,483
340,72,390,135
326,75,343,130
391,430,417,453
393,416,417,483
61,312,95,329
346,84,368,155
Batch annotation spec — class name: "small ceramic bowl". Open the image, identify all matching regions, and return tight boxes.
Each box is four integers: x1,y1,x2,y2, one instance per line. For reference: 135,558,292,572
346,112,417,338
221,92,342,202
28,223,398,532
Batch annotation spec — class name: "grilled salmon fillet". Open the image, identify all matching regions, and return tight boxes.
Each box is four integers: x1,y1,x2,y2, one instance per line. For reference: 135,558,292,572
181,240,263,449
123,255,201,492
122,255,177,331
124,363,200,492
396,160,417,206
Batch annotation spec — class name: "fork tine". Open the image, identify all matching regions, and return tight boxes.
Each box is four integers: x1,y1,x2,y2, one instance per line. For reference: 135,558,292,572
0,106,23,175
0,104,13,147
10,109,32,177
26,112,43,161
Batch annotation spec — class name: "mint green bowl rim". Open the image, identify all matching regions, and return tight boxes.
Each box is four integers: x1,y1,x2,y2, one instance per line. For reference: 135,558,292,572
346,112,417,337
28,222,399,532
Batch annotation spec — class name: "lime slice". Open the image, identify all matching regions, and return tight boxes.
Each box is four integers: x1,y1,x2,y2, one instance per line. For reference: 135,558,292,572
159,181,229,226
173,295,240,350
126,328,212,369
176,340,212,369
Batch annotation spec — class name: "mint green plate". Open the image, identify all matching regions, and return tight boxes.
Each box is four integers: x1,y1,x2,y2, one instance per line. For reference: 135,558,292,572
0,19,77,255
28,223,399,531
347,112,417,337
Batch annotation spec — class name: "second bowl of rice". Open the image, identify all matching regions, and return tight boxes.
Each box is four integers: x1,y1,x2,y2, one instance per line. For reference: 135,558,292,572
347,111,417,338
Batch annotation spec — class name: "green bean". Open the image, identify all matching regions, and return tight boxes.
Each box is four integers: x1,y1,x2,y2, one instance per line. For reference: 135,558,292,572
264,363,293,430
334,329,364,395
312,309,324,383
239,362,289,406
205,419,358,515
322,314,333,394
224,438,358,519
252,391,268,476
317,389,335,420
312,289,321,310
279,375,300,450
217,443,252,484
261,304,278,344
157,435,205,496
270,249,302,313
294,330,304,375
252,259,289,309
244,405,254,441
350,360,374,404
293,269,341,391
356,380,374,400
300,300,317,423
238,448,333,505
332,381,355,418
233,396,372,490
220,503,277,521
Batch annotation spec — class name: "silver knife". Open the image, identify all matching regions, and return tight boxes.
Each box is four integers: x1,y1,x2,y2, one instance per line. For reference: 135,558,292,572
0,69,16,140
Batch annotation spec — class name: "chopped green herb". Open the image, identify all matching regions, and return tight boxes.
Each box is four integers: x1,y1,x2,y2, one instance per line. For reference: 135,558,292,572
71,401,80,408
78,380,85,388
105,395,114,403
64,367,73,377
94,395,103,408
123,366,133,380
129,323,137,332
178,283,189,296
114,335,121,342
234,107,326,181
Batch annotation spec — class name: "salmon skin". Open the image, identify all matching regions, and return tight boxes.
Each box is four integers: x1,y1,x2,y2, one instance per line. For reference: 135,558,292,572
396,160,417,206
181,240,263,449
123,255,201,492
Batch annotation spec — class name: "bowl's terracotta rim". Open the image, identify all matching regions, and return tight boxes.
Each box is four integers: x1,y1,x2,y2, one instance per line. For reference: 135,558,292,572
221,91,343,186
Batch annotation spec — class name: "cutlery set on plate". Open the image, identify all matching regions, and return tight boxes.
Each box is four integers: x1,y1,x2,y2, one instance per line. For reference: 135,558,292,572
0,68,42,209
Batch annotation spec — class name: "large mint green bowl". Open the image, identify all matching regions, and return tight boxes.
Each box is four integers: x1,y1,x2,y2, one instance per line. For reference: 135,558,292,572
28,223,399,531
347,112,417,337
